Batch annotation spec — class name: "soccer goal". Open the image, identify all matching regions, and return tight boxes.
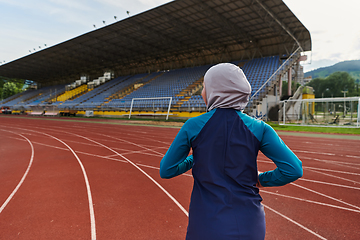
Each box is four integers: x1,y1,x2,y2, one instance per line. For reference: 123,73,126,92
279,97,360,128
128,97,173,120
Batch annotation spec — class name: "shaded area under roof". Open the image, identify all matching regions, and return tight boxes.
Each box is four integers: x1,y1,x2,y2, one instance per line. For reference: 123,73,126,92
0,0,311,86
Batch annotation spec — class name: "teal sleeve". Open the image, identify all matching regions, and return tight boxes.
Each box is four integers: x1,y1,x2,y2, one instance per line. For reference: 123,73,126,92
159,110,216,179
159,121,194,179
258,124,303,187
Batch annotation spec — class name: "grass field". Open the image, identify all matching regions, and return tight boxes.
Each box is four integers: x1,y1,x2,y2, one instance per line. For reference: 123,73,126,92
268,122,360,135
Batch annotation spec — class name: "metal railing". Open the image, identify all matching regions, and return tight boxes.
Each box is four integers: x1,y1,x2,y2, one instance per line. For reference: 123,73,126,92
248,47,302,107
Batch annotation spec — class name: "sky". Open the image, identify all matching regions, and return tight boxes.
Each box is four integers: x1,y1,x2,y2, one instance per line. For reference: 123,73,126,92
0,0,359,73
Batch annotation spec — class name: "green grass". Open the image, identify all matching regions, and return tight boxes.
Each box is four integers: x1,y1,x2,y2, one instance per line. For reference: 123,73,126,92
267,122,360,135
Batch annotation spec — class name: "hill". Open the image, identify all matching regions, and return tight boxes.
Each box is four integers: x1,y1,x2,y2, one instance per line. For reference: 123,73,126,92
304,60,360,82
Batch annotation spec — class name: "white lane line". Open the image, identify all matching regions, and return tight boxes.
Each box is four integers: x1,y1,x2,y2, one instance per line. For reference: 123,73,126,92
34,125,166,158
121,149,163,157
4,126,97,240
77,152,191,177
11,129,360,202
293,150,335,156
0,132,34,214
39,133,97,240
96,133,165,157
11,130,357,218
299,178,360,190
76,151,127,163
314,157,360,166
263,204,327,240
135,163,193,177
259,155,360,168
291,183,360,210
300,156,360,168
73,134,189,217
304,167,360,176
307,169,360,185
257,158,360,176
6,135,70,151
9,123,167,158
4,137,168,175
261,191,360,214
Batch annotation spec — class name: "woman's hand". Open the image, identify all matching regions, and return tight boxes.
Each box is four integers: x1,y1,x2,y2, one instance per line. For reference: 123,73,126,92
256,179,262,188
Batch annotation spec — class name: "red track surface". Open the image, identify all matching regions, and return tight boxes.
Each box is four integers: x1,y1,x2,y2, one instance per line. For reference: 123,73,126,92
0,115,359,239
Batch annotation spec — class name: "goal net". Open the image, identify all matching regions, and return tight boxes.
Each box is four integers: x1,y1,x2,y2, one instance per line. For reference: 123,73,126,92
128,97,173,120
279,97,360,128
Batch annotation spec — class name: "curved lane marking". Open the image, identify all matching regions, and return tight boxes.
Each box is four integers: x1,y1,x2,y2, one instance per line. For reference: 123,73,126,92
43,133,97,240
9,122,359,238
0,131,34,214
11,124,189,217
96,133,165,157
72,133,189,217
3,126,97,240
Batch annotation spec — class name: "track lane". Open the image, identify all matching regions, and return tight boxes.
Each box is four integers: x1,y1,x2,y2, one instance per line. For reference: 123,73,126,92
0,127,96,240
2,116,360,239
4,123,191,239
0,131,34,214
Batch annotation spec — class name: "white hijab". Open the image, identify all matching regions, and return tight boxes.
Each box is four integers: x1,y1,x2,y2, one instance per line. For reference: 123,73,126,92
204,63,251,111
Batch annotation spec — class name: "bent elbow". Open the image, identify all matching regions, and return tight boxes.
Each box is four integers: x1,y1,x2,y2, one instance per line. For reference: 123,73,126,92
295,167,303,180
159,168,173,179
291,163,303,181
159,169,168,179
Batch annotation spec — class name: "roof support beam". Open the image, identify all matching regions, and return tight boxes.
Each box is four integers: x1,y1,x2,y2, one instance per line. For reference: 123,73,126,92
253,0,303,51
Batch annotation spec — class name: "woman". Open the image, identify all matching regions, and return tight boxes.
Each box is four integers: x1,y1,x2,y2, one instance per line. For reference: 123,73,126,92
160,63,303,240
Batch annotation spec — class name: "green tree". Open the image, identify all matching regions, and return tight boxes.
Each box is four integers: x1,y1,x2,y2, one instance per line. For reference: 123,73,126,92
2,82,20,99
306,71,357,98
282,80,301,97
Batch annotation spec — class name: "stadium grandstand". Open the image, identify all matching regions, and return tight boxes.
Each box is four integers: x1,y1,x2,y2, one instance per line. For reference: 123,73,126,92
0,0,311,119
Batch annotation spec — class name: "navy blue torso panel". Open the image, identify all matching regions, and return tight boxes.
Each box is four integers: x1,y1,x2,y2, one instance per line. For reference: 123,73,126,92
187,108,265,240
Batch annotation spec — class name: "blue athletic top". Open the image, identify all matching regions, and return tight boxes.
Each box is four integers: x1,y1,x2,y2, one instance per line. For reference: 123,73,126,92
160,108,302,240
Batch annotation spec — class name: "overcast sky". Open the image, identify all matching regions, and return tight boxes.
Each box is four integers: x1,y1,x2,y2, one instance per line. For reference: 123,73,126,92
0,0,359,73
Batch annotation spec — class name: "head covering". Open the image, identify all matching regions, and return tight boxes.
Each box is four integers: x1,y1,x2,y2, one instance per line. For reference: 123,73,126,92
204,63,251,111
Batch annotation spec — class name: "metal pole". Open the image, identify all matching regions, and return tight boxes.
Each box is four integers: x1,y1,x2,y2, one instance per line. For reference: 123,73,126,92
283,101,286,125
166,97,172,120
129,98,134,119
341,90,348,117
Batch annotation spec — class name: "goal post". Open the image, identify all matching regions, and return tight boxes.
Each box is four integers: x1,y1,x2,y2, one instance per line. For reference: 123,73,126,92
128,97,173,120
279,97,360,128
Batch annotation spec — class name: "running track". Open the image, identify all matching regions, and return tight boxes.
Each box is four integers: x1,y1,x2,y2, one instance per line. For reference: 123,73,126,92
0,115,359,240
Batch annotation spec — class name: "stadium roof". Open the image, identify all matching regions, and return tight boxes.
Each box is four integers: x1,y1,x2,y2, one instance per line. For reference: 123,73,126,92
0,0,311,86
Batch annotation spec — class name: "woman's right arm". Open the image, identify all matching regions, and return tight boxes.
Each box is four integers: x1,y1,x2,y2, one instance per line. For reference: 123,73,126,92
160,124,193,179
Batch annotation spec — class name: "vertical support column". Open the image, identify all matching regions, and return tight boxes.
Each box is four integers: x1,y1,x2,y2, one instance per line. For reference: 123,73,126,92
357,98,360,128
288,68,292,96
283,101,286,125
279,77,283,98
